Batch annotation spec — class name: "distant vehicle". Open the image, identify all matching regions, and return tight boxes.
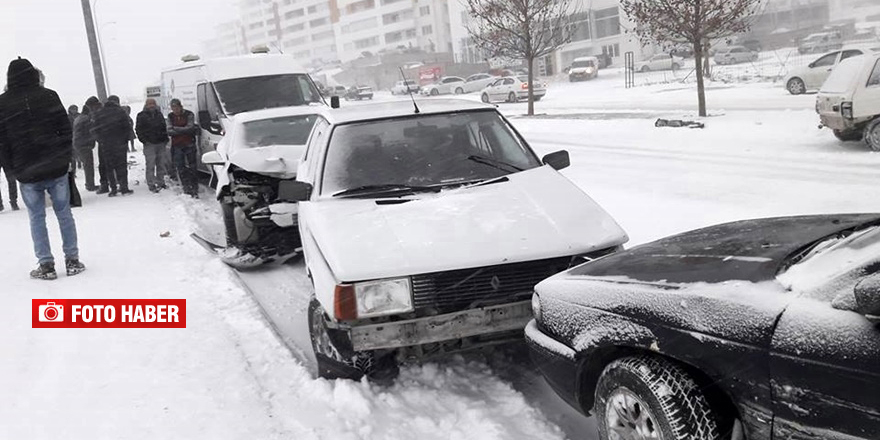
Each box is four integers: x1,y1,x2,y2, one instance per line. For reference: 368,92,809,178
327,85,348,97
714,46,759,65
420,76,466,96
390,79,420,95
463,73,498,93
568,56,599,82
344,86,373,101
739,38,763,53
785,45,880,95
528,214,880,440
798,31,843,54
634,54,684,72
816,53,880,149
480,76,546,103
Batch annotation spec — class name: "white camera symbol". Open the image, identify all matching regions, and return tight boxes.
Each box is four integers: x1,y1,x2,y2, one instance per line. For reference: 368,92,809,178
39,302,64,322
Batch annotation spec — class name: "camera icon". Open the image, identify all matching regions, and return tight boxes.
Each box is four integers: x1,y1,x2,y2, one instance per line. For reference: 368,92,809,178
38,302,64,322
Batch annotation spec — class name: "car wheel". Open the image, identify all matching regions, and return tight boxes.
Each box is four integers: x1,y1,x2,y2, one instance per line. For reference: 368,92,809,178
640,65,651,72
455,87,464,94
833,128,863,142
308,298,399,381
787,77,806,95
481,93,490,103
864,118,880,152
595,356,722,440
533,96,542,102
221,201,238,247
507,92,517,103
431,88,439,96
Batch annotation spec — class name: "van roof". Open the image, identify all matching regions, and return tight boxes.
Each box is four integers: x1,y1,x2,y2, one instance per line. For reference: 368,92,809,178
162,54,306,82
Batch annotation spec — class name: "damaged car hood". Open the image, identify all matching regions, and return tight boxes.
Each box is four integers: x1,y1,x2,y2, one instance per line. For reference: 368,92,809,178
301,166,628,282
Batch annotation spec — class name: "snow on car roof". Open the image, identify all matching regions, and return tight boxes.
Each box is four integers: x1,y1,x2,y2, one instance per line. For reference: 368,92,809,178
321,99,496,125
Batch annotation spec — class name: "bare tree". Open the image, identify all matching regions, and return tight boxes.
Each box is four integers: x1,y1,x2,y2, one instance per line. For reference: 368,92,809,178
465,0,580,115
620,0,761,116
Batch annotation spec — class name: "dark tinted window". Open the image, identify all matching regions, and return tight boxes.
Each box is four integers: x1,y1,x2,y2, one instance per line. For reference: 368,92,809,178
213,74,323,114
841,50,864,61
813,52,839,67
869,59,880,87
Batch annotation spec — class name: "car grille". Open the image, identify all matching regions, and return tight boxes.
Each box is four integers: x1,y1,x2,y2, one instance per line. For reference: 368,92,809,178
410,257,574,313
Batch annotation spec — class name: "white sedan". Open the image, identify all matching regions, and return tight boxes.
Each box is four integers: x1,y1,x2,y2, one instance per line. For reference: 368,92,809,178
634,54,684,72
463,73,498,93
420,76,466,96
480,76,546,103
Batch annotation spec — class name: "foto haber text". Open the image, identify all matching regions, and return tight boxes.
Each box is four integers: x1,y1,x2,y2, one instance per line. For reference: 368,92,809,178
71,305,180,323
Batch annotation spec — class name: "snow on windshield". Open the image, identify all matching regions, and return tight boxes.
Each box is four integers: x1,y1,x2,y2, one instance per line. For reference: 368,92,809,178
778,225,880,293
820,57,865,94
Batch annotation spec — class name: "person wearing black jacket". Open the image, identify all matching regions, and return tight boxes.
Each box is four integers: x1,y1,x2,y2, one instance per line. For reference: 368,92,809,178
166,98,199,197
0,57,85,280
73,97,100,191
91,95,132,196
135,98,169,192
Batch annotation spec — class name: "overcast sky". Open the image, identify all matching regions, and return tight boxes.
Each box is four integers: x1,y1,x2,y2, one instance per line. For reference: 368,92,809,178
0,0,237,108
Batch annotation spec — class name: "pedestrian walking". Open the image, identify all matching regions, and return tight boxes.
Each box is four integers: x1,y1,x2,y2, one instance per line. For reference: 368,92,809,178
123,105,136,152
166,98,199,198
0,57,85,279
135,98,169,193
92,95,133,197
73,97,100,191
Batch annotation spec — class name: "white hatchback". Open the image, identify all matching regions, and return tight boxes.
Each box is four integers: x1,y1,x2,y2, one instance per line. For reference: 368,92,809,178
480,76,546,103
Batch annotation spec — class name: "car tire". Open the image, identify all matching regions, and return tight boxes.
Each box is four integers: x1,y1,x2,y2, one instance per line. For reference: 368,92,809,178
594,356,722,440
455,87,464,94
431,88,439,96
864,118,880,151
833,128,863,142
787,77,806,95
221,201,238,247
481,93,490,103
640,65,651,72
533,96,542,101
507,92,517,103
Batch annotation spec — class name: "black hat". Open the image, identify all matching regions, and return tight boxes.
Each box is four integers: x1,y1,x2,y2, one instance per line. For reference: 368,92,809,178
106,95,120,104
85,96,100,107
7,57,39,89
170,98,182,107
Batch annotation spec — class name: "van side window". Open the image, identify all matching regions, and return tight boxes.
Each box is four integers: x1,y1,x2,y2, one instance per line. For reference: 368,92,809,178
298,76,318,103
869,60,880,87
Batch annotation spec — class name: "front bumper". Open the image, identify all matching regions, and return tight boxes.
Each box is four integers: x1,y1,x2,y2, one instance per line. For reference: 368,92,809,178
517,90,546,99
524,320,584,413
349,300,533,351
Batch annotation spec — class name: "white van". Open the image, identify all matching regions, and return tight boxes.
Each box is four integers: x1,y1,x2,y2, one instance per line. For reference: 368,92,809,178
816,53,880,149
160,52,325,172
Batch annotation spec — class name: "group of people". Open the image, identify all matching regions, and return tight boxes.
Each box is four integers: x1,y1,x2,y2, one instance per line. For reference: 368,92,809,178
0,56,202,280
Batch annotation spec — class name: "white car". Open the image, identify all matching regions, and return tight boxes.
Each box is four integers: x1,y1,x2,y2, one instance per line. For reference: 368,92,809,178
463,73,497,93
568,56,599,81
713,46,759,65
634,54,684,72
785,46,880,95
286,99,628,380
200,106,320,267
817,53,880,149
480,76,547,103
420,76,466,96
390,79,419,95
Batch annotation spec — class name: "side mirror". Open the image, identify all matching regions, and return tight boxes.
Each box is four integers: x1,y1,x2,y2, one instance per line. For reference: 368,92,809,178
854,276,880,324
542,150,570,171
330,96,340,109
199,110,223,135
808,62,815,68
278,181,313,202
201,150,224,166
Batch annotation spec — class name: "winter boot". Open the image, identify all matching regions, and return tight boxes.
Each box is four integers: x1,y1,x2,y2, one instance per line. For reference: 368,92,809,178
30,262,57,280
0,201,4,212
65,258,86,276
10,200,18,211
108,187,118,197
120,188,134,196
96,186,109,195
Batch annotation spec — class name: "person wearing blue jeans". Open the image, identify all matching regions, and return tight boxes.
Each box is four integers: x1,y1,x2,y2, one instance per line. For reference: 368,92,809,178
0,57,85,280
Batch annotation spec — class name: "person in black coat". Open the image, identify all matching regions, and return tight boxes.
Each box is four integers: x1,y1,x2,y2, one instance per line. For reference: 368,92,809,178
0,57,85,279
91,95,132,196
72,97,100,191
135,98,169,192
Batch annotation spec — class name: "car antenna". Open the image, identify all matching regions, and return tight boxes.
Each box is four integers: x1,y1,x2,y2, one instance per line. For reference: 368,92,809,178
399,67,420,114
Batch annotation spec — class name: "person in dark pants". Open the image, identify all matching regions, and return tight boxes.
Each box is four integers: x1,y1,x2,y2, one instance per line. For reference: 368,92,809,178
166,98,198,198
135,98,169,193
123,105,136,152
92,95,132,196
0,152,17,211
67,105,81,171
73,97,100,191
0,57,85,279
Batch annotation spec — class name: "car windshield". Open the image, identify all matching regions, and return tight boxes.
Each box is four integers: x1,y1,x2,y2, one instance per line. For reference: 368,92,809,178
778,224,880,293
321,110,542,196
572,60,595,68
213,74,323,114
241,114,318,148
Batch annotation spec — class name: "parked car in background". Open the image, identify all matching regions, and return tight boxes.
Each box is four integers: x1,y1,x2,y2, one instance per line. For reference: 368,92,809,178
785,45,880,95
798,31,843,54
327,85,348,97
463,73,497,93
390,79,420,95
480,76,547,103
568,56,599,81
420,76,466,96
817,53,880,149
634,54,684,72
714,46,759,65
344,86,373,101
290,99,628,380
528,214,880,440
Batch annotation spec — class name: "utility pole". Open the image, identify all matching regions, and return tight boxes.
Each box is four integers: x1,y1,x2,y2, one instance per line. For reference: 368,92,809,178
80,0,108,101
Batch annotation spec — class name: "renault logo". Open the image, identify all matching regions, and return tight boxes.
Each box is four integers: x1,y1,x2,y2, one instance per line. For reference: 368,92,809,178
490,275,501,291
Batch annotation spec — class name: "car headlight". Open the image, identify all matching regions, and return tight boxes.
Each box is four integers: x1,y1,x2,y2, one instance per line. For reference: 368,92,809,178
586,67,594,74
333,277,413,320
531,292,542,323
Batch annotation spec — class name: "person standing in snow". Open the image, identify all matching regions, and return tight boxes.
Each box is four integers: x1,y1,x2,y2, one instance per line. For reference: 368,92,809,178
0,146,17,211
0,57,85,279
67,104,81,174
123,105,136,152
166,98,199,198
135,98,169,193
73,97,100,191
92,95,133,197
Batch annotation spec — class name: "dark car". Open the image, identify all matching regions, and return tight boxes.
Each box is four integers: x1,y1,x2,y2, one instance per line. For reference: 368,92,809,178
344,86,373,101
527,214,880,440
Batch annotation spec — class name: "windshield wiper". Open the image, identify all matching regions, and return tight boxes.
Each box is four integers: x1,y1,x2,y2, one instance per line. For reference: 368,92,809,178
332,184,441,198
467,155,523,173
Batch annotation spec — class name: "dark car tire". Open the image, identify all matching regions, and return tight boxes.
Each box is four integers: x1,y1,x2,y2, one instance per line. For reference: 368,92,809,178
833,128,863,142
431,88,439,96
221,201,238,247
787,77,806,95
864,118,880,152
481,93,490,103
507,92,517,103
455,87,464,95
595,356,722,440
641,65,651,72
533,96,542,101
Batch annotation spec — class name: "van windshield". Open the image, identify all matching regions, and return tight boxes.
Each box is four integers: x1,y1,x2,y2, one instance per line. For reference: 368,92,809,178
572,60,595,68
214,74,323,115
820,57,864,93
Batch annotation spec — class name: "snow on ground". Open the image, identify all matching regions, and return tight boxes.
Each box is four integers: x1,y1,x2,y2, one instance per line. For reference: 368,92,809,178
2,81,879,439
